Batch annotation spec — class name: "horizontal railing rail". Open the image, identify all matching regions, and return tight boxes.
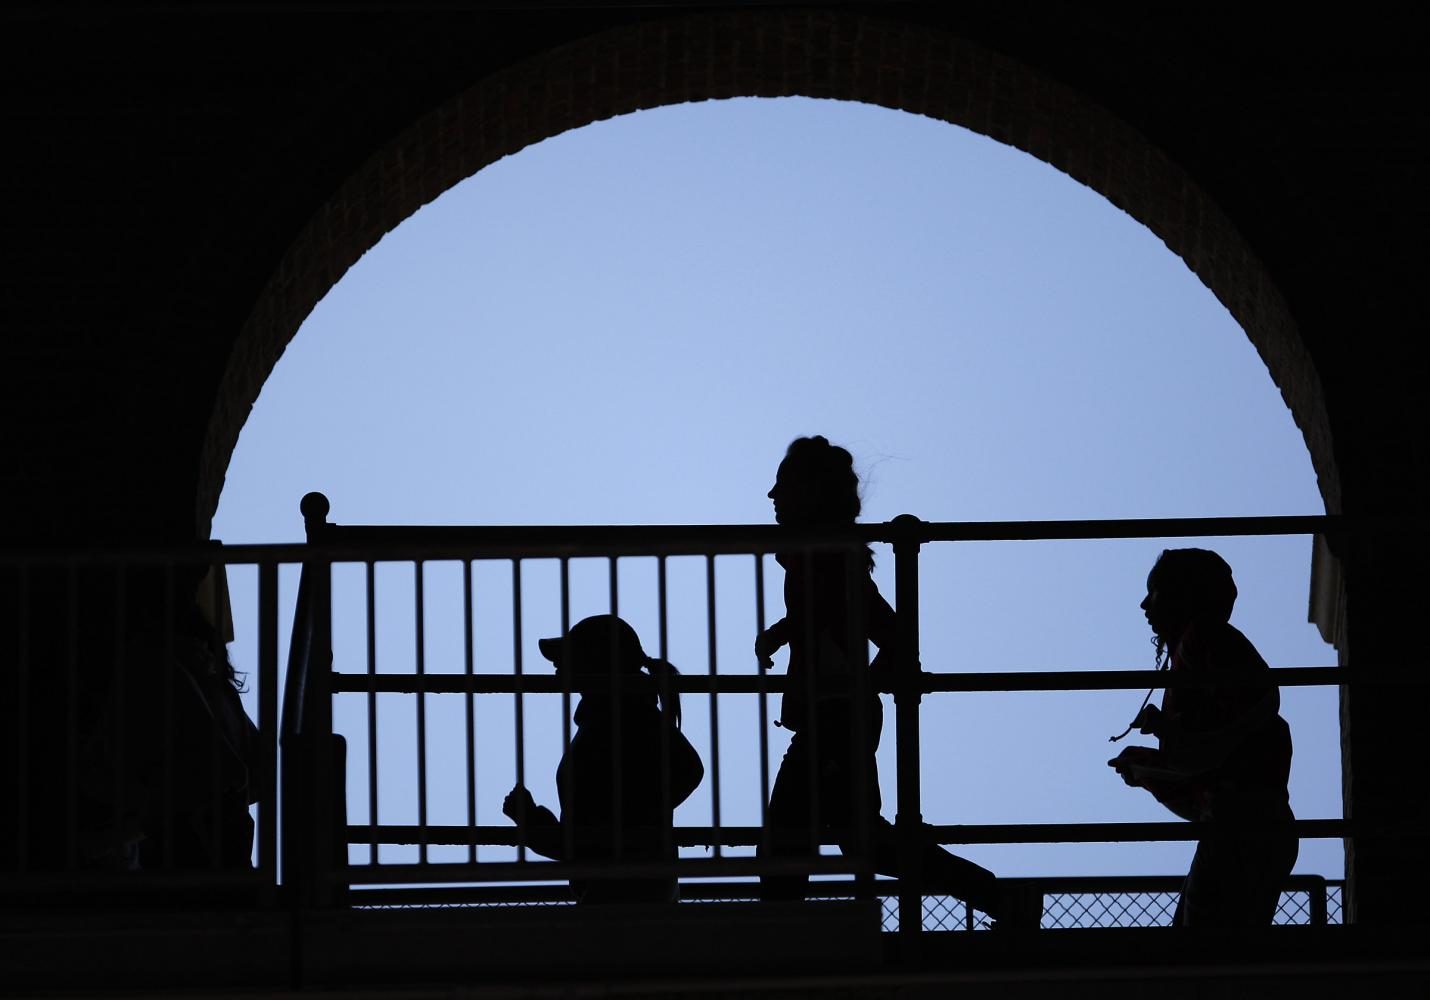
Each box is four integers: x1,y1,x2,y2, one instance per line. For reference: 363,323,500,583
271,500,1374,952
9,497,1403,944
8,510,1418,566
347,819,1361,849
345,876,1342,930
327,665,1407,695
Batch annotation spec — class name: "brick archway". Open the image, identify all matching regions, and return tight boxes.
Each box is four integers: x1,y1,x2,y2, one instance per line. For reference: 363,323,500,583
199,9,1334,530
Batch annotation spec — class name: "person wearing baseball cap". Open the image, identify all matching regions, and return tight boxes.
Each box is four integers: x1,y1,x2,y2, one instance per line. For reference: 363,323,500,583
503,615,703,903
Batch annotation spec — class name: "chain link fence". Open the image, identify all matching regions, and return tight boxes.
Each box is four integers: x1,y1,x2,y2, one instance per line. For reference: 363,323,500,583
879,882,1344,931
353,878,1344,931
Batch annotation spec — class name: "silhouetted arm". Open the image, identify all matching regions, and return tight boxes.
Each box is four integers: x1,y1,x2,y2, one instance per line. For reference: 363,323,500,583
863,582,900,686
865,581,897,651
1153,690,1281,775
1144,779,1203,821
504,784,565,860
755,617,790,667
1108,746,1203,820
519,806,565,861
1145,628,1282,776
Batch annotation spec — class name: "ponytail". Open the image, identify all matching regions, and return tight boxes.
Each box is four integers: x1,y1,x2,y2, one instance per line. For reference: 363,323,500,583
641,656,683,729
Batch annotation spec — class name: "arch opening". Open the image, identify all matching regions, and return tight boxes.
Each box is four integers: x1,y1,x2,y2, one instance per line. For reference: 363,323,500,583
199,11,1335,531
214,94,1340,887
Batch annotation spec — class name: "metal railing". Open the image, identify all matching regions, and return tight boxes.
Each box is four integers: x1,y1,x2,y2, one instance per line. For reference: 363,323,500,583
4,497,1396,941
0,548,279,903
275,495,1375,941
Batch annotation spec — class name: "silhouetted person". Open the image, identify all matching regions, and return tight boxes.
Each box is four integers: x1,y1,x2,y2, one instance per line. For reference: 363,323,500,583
0,565,118,873
85,567,259,872
503,615,704,903
755,436,1015,921
2,563,257,876
1109,548,1297,926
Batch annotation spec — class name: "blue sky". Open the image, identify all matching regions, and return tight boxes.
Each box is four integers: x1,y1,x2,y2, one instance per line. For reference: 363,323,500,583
215,97,1338,885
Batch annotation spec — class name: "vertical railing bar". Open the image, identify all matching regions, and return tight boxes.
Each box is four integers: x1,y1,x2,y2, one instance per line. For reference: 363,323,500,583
207,561,223,870
366,561,379,867
844,545,873,895
111,568,127,871
1310,876,1328,926
210,652,224,870
257,562,279,890
512,559,526,862
208,577,225,869
414,560,428,866
893,517,924,952
299,548,337,908
753,555,770,831
161,565,175,870
802,550,820,866
608,556,618,617
966,898,974,931
559,558,574,863
655,556,673,865
655,558,669,684
705,555,722,859
15,569,30,871
65,566,79,870
463,559,477,865
609,556,623,861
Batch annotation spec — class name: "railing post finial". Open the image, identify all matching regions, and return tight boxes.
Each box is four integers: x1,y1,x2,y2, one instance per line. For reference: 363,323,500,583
301,492,331,539
891,511,925,953
891,512,925,544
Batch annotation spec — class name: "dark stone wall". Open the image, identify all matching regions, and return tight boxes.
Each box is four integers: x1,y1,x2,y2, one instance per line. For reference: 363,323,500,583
2,2,1425,923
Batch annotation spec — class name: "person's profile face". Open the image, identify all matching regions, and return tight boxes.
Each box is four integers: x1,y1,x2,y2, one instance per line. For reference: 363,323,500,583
768,458,819,525
548,650,601,696
545,648,574,687
767,475,785,523
1140,567,1187,642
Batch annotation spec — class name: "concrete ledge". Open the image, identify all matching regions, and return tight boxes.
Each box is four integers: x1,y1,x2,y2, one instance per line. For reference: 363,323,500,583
0,906,292,993
301,900,884,987
5,907,1430,997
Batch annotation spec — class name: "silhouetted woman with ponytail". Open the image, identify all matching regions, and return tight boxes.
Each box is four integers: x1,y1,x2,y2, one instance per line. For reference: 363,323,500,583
504,614,703,903
755,436,1019,922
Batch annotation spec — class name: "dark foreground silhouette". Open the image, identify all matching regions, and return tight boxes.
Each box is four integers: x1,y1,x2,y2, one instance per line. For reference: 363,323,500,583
504,614,704,903
1110,548,1298,926
756,436,1017,922
2,564,256,875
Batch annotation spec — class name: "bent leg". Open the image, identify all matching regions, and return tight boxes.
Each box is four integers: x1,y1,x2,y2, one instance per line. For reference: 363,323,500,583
920,839,1001,916
862,817,1002,917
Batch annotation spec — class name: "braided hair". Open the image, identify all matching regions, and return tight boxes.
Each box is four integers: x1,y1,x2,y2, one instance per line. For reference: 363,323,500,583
1111,548,1238,742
